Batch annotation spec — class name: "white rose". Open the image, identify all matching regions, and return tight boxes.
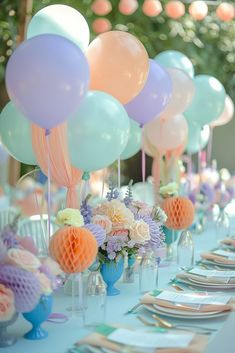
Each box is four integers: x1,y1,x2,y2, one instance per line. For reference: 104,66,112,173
129,220,150,244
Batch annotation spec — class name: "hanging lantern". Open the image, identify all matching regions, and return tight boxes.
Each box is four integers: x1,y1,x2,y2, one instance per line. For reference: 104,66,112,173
189,1,208,21
142,0,162,17
92,18,112,33
91,0,112,16
165,1,185,19
216,2,235,22
119,0,138,15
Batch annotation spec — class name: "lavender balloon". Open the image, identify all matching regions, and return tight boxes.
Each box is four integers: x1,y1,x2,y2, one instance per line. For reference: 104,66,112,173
84,223,106,246
5,34,90,129
125,59,172,126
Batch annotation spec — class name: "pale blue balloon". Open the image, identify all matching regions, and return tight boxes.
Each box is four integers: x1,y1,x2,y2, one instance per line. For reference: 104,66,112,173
68,91,130,172
155,50,194,78
186,121,210,155
27,4,90,51
0,102,37,165
120,119,142,160
185,75,226,126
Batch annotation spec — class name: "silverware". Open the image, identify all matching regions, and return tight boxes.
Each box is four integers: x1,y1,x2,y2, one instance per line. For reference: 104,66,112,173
171,283,185,292
152,314,217,333
124,302,142,315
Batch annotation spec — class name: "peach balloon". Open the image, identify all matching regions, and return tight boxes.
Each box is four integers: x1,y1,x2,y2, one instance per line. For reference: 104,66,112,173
161,196,195,230
92,18,112,33
119,0,138,15
142,0,162,17
91,0,112,15
210,95,234,128
144,114,188,152
189,1,208,21
165,1,185,19
216,2,235,22
86,31,149,104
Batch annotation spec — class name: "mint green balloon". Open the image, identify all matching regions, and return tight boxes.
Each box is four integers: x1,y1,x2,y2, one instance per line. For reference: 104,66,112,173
0,102,37,165
155,50,194,78
27,4,90,51
186,121,210,155
120,119,141,160
68,91,130,172
185,75,226,126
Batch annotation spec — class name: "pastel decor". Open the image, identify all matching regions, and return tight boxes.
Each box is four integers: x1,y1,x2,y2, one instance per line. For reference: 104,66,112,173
165,1,185,19
216,2,234,22
23,295,52,340
100,257,124,296
92,18,112,33
161,196,195,230
189,1,208,21
119,0,138,15
86,31,149,104
91,0,112,15
32,123,82,208
49,227,98,273
155,50,194,78
142,0,162,17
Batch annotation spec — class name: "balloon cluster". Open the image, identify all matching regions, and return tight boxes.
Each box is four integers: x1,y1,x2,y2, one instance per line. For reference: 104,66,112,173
0,3,233,188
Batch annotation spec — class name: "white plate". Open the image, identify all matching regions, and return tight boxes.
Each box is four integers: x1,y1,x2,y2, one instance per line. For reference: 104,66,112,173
176,277,235,290
201,259,235,269
143,304,228,320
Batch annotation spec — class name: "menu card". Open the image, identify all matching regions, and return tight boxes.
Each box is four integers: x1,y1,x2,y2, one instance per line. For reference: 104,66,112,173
189,268,235,278
155,290,231,306
108,328,194,349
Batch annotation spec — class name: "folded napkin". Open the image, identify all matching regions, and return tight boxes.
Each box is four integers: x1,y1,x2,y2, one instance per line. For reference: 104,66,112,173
76,325,208,353
200,252,235,265
176,271,235,286
221,238,235,247
140,292,233,313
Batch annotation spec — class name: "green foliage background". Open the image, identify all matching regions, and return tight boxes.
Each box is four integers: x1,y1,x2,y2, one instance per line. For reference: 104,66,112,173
0,0,235,176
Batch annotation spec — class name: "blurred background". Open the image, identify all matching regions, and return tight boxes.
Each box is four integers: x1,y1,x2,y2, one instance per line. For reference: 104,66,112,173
0,0,234,185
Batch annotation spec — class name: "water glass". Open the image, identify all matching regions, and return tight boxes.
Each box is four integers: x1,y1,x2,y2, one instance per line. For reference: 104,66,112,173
139,252,158,293
177,230,194,270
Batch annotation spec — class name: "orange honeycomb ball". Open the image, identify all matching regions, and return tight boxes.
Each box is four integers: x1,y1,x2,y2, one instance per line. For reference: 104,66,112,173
49,227,98,273
161,196,195,230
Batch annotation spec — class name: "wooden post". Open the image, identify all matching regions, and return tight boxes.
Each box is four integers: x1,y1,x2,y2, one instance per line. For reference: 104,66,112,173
8,0,33,186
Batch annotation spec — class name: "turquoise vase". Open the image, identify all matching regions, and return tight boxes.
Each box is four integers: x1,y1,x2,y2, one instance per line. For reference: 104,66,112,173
100,257,124,296
23,294,52,340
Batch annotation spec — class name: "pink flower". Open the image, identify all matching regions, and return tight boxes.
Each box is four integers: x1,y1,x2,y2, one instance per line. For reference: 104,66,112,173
40,257,63,276
7,248,41,272
92,215,112,234
35,272,52,295
0,284,15,322
111,229,129,237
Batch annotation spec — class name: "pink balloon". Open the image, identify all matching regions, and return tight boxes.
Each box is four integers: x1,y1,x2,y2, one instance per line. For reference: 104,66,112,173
91,0,112,15
189,1,208,21
210,95,234,127
216,2,235,22
160,68,195,120
92,18,112,33
144,114,188,151
142,0,162,17
165,1,185,19
119,0,138,15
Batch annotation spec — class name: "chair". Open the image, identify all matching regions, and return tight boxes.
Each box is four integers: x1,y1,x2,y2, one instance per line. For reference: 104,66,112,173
0,207,19,232
18,214,59,255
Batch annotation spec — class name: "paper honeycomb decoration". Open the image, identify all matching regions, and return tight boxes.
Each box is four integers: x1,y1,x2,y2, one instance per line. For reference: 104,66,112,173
161,196,195,230
49,226,98,274
0,265,41,312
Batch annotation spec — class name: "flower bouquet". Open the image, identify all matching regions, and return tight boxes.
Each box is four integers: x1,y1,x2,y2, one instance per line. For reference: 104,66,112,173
0,218,62,343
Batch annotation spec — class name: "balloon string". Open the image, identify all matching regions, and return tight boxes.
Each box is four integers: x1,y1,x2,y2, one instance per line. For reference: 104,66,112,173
141,149,146,183
207,127,214,166
101,168,106,199
45,129,51,247
118,158,121,190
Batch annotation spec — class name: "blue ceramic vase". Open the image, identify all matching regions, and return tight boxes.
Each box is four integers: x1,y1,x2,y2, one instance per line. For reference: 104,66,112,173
100,257,124,296
23,294,52,340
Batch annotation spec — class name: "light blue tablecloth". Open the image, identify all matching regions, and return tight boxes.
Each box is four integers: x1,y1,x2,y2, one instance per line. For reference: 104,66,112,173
5,221,235,353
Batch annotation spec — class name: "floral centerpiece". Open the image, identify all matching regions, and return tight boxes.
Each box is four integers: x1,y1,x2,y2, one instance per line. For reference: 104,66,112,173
0,218,62,343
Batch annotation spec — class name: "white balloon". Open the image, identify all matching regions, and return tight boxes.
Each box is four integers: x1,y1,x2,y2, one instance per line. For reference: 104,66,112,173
210,95,234,127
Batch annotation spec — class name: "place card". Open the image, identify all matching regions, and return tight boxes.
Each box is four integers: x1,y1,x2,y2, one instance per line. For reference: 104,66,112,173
108,328,194,349
156,290,231,305
213,249,235,260
189,268,235,278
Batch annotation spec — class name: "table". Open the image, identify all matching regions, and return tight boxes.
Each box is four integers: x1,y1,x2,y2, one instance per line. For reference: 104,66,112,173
6,221,235,353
